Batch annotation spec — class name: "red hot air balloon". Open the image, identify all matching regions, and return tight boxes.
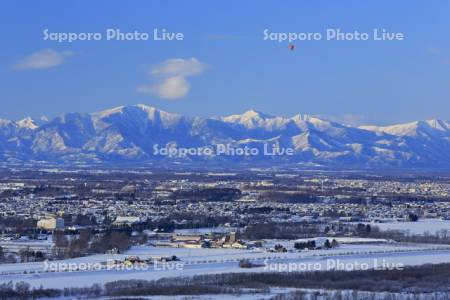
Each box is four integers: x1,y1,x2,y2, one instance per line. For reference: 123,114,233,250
288,44,295,51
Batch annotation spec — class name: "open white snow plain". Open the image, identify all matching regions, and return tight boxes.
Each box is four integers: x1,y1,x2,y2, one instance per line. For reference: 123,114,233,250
365,219,450,235
1,242,450,289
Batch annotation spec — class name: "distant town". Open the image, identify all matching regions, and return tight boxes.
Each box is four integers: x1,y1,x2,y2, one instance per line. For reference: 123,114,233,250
0,167,449,261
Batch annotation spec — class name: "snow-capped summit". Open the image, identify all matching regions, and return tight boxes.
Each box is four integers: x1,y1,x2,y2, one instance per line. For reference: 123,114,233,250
39,116,49,123
240,109,273,119
222,109,272,122
94,105,127,119
291,114,315,122
94,104,180,120
17,117,39,130
425,119,449,131
222,110,297,131
0,118,14,127
360,119,450,138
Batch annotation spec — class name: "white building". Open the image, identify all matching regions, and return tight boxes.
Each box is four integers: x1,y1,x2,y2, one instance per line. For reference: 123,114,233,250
113,216,141,225
37,217,64,230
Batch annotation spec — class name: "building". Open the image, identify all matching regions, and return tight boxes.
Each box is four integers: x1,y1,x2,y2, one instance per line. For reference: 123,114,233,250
37,217,64,231
0,240,54,255
112,216,141,225
172,234,203,243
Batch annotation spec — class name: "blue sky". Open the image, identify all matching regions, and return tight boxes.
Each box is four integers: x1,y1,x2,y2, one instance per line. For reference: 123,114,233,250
0,0,449,125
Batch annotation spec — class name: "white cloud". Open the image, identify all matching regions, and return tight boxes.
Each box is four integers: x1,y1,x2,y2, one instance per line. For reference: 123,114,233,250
12,49,73,70
138,76,190,100
138,57,208,100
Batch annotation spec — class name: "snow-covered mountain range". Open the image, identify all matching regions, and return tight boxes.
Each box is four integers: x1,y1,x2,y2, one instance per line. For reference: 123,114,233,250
1,104,449,168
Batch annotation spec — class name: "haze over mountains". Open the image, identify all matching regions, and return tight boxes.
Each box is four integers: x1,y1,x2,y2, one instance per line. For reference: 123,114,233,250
0,104,449,168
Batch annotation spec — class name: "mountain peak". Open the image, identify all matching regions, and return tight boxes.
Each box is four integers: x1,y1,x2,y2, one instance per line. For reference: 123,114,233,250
241,109,272,119
0,118,14,127
39,116,49,123
222,109,273,122
424,119,449,131
134,103,158,112
291,113,315,122
17,117,38,130
93,104,161,118
90,104,183,131
94,105,126,118
360,119,449,137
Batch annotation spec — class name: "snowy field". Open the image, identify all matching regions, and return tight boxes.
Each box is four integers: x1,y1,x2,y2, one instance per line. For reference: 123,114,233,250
365,219,450,235
1,241,450,289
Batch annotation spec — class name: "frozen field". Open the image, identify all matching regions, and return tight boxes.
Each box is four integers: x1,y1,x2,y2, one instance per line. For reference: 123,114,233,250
365,219,450,235
1,242,450,289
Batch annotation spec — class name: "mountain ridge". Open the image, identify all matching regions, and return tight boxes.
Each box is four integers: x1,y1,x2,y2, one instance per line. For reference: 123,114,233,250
1,104,449,168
